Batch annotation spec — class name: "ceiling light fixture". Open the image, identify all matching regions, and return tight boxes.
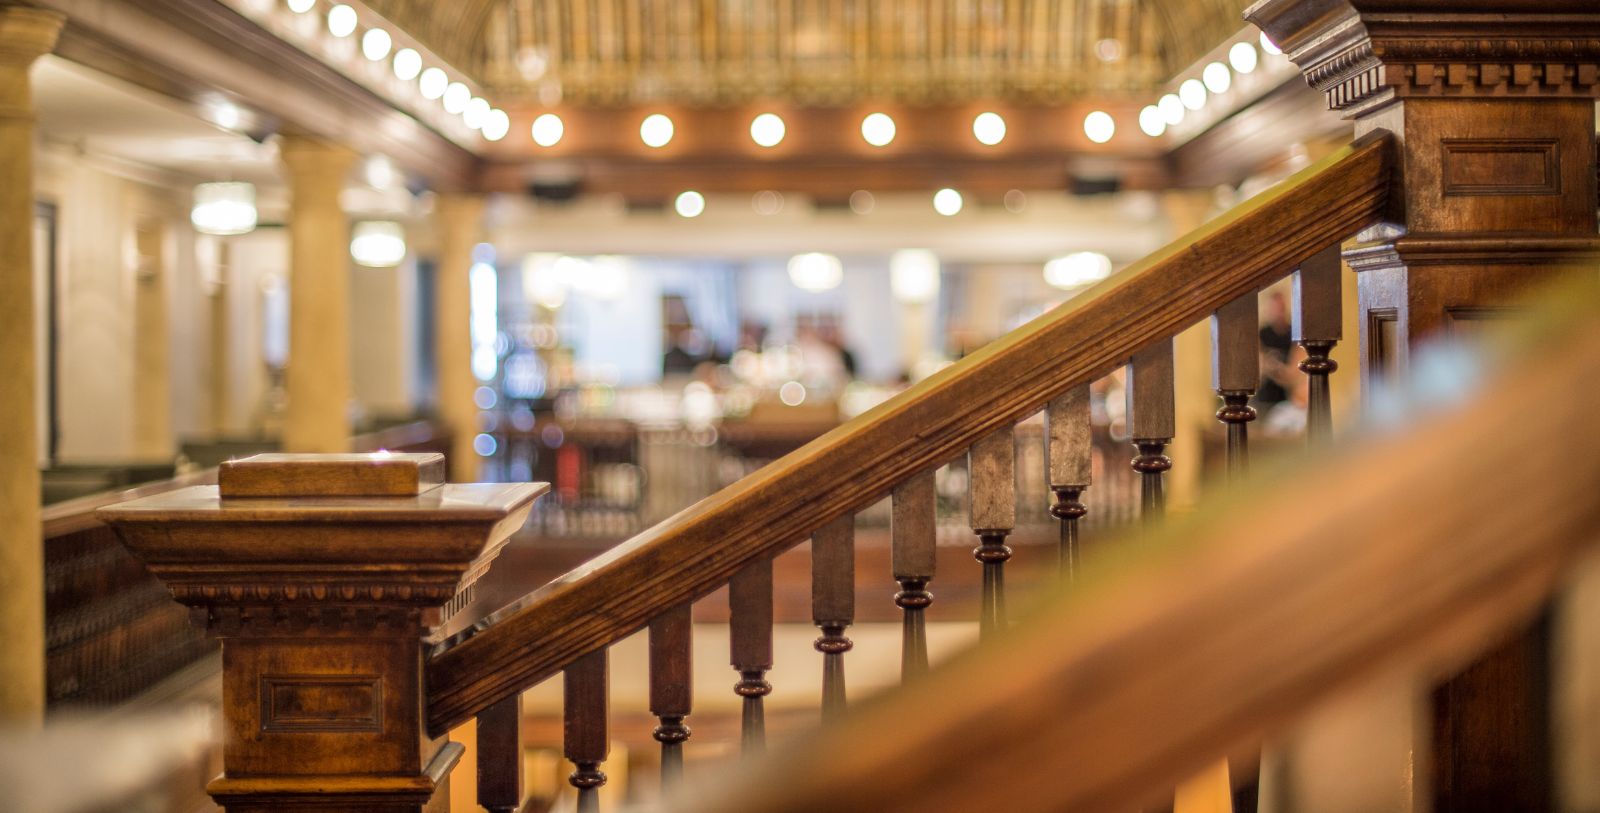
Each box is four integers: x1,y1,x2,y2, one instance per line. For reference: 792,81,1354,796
419,68,448,99
787,252,843,292
1138,105,1166,137
287,0,315,13
674,190,705,218
350,221,407,267
861,112,896,147
641,113,674,148
361,27,391,61
392,48,421,80
1043,251,1113,290
933,188,963,216
443,82,471,114
1083,110,1116,143
1158,93,1185,125
482,109,510,142
1229,41,1258,74
326,4,357,38
972,111,1006,146
1202,62,1232,94
1178,78,1207,110
464,97,490,129
191,182,258,236
890,249,941,304
1260,32,1282,56
531,113,564,146
750,113,785,148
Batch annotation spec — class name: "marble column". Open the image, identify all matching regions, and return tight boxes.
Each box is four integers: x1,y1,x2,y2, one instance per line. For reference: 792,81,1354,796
278,135,356,453
432,194,484,481
0,4,63,725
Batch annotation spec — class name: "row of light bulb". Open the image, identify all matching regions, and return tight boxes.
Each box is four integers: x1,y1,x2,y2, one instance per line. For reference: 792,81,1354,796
1136,34,1281,138
526,106,1123,150
282,0,511,141
669,187,980,219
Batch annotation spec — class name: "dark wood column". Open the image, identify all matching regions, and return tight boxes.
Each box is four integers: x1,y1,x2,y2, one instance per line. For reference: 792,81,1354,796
1248,3,1598,810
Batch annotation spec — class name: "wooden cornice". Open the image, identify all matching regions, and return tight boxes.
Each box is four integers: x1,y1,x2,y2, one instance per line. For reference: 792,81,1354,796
422,132,1394,737
35,0,480,191
1246,0,1600,116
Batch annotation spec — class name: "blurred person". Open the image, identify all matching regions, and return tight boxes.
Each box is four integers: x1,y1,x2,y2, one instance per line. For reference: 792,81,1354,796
1257,290,1294,409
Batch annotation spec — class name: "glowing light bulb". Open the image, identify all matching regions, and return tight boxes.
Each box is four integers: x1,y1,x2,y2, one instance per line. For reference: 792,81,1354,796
1179,78,1207,110
1260,32,1282,56
861,112,896,147
531,113,564,146
1202,62,1232,94
674,190,705,218
749,113,785,147
932,188,963,216
640,113,674,148
443,82,470,114
392,48,421,80
463,97,490,129
419,68,448,99
1229,41,1258,74
972,111,1006,146
482,109,510,141
361,27,391,61
1158,93,1185,125
326,4,356,37
1138,105,1166,137
1083,110,1115,144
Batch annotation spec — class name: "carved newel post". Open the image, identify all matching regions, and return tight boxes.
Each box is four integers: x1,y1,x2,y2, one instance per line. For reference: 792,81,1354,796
1249,2,1599,809
99,453,546,812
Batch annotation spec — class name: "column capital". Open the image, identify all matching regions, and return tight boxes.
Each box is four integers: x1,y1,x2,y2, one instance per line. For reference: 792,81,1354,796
0,6,63,68
1246,0,1600,117
278,133,358,187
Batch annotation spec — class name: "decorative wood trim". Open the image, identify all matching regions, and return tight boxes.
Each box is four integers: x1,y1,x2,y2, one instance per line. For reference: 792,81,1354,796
1441,138,1560,197
259,675,384,734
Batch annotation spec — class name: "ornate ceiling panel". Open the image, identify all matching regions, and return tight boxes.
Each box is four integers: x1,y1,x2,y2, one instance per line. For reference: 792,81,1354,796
365,0,1253,105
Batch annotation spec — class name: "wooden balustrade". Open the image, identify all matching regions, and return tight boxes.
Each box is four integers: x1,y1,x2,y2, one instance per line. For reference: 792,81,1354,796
811,515,855,720
423,135,1390,737
892,470,938,680
1127,338,1176,522
729,559,775,755
1212,294,1259,478
648,603,694,788
475,694,522,813
683,286,1600,813
563,649,609,813
1047,385,1093,578
969,428,1017,639
1293,244,1343,445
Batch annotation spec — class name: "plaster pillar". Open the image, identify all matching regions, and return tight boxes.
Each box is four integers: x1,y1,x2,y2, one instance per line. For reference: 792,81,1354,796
0,4,63,725
432,194,484,481
279,135,357,453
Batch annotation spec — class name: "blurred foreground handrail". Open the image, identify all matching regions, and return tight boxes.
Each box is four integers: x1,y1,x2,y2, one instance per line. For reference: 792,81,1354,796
679,289,1600,813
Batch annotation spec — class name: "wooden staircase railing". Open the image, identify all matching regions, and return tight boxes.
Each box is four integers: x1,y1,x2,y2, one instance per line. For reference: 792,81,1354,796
416,132,1393,810
680,285,1600,813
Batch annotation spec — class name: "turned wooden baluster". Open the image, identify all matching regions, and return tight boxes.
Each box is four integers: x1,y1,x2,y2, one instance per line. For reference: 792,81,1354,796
649,602,692,789
1212,293,1260,478
811,514,855,720
1046,385,1092,580
564,648,609,813
892,469,937,680
729,558,774,756
1294,244,1342,446
1127,339,1175,522
477,693,523,813
968,427,1016,640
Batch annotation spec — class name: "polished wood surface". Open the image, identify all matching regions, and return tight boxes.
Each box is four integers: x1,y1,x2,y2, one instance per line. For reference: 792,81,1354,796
1212,293,1260,478
729,560,775,756
648,603,693,789
424,134,1392,734
476,693,523,813
1127,338,1175,520
217,452,445,498
684,288,1600,813
892,470,937,681
811,515,856,721
1292,244,1342,445
563,648,609,813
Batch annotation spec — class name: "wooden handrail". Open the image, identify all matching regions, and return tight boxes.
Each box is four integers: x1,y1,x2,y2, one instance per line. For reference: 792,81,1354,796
679,288,1600,813
423,132,1394,735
